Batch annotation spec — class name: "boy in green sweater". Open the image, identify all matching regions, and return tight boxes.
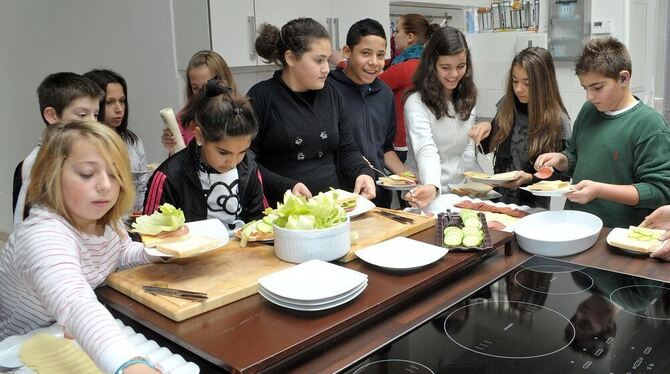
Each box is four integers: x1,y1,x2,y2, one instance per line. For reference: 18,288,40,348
536,37,670,228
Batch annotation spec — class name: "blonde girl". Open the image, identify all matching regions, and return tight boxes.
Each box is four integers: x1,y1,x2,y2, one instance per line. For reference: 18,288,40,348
0,121,160,373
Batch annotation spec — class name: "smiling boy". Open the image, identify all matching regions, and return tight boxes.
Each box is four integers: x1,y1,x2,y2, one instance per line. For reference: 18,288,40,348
328,18,408,207
536,37,670,227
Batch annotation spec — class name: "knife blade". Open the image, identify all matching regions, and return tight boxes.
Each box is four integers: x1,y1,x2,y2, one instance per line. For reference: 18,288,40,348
375,210,414,224
142,285,209,300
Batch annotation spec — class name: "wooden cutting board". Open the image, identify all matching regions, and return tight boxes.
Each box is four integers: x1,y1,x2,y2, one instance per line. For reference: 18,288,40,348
341,208,435,262
106,209,434,321
106,240,293,322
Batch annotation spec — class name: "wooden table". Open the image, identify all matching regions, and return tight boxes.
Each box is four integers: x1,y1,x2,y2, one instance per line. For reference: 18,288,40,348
97,228,512,373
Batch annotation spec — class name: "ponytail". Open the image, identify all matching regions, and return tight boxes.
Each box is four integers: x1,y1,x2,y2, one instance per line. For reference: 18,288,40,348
182,79,258,143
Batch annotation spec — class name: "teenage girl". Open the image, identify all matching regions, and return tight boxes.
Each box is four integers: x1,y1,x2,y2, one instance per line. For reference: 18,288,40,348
161,50,238,155
0,121,160,374
248,17,376,206
144,80,264,233
403,26,481,209
84,69,149,212
469,47,571,208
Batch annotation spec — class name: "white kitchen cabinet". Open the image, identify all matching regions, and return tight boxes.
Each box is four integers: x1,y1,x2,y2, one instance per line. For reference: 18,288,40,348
209,0,256,67
210,0,390,67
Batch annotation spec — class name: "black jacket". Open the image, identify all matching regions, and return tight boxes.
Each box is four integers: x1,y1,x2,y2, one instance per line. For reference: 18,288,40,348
143,140,265,223
328,68,396,207
247,70,375,206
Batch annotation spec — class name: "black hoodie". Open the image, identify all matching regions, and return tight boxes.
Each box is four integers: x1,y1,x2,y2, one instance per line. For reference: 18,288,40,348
328,68,396,207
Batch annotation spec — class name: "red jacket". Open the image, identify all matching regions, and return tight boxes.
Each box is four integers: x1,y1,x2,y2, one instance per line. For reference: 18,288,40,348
378,59,420,149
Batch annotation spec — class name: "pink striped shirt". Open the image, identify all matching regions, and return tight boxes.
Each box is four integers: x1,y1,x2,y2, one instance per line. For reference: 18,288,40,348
0,206,152,373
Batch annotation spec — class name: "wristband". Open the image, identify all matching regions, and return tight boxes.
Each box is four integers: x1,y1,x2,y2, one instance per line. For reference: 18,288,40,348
114,357,156,374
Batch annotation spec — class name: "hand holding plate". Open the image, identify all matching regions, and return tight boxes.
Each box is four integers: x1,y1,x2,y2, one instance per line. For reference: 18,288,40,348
565,180,600,204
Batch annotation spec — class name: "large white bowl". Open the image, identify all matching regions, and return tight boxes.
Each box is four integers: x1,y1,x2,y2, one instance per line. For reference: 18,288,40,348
273,218,351,263
514,210,603,257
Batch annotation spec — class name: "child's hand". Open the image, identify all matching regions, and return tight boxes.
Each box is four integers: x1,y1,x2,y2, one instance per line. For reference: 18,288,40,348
161,128,176,154
403,184,438,209
500,171,532,190
650,239,670,261
354,175,376,200
291,183,312,199
565,180,600,204
640,205,670,230
534,152,568,172
468,122,491,145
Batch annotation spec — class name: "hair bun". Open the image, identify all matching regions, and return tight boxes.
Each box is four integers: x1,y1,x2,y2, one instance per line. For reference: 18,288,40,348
205,79,232,97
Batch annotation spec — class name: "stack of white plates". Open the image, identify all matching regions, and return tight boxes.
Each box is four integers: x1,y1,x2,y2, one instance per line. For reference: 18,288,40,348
258,259,368,311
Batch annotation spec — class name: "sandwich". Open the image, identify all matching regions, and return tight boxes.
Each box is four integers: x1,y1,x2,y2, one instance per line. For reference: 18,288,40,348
379,171,418,186
450,182,493,197
609,226,666,254
132,203,219,257
527,180,570,191
324,189,359,212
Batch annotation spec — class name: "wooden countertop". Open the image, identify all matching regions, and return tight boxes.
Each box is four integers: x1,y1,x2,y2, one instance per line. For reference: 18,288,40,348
97,228,512,373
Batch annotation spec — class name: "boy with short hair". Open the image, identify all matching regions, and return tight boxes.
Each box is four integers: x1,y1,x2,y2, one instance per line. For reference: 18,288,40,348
13,72,102,226
536,37,670,227
328,18,409,207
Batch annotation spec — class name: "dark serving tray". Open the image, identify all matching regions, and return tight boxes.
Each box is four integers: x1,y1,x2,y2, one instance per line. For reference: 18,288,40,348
436,210,493,252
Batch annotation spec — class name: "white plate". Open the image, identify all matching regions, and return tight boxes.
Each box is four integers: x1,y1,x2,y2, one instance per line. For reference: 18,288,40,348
259,282,366,311
466,172,519,185
376,180,417,191
519,186,573,197
448,184,503,200
144,219,229,258
259,280,367,306
323,189,376,219
0,324,63,369
404,194,543,233
355,237,448,271
258,259,367,302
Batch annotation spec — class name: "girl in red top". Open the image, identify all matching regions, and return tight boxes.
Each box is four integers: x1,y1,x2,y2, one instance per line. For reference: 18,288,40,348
379,14,439,162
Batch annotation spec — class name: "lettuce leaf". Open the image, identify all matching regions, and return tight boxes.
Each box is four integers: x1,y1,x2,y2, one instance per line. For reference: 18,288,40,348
271,191,346,230
131,203,186,235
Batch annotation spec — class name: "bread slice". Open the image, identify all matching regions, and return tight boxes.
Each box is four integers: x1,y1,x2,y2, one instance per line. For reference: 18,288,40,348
527,180,570,191
155,234,221,257
609,236,660,254
141,225,190,248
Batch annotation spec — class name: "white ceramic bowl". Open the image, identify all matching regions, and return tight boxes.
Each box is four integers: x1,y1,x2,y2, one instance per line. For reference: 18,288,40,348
514,210,603,257
273,218,351,263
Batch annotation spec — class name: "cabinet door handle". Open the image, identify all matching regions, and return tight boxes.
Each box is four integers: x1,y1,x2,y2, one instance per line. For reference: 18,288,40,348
326,17,333,40
333,17,340,50
248,16,257,61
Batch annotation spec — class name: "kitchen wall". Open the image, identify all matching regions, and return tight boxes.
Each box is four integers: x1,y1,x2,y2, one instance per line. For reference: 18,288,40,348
0,0,201,236
468,0,665,120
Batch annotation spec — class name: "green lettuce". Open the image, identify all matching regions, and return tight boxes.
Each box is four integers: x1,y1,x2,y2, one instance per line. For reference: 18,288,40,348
271,191,346,230
131,203,185,235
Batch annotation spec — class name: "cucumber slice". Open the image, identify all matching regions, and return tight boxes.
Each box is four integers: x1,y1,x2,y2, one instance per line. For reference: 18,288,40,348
628,232,642,239
462,235,483,247
461,226,482,237
460,209,477,219
463,217,482,228
262,215,275,225
444,226,463,235
444,234,463,247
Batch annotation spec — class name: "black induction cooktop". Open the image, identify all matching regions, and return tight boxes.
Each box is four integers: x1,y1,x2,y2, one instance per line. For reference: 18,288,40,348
343,256,670,374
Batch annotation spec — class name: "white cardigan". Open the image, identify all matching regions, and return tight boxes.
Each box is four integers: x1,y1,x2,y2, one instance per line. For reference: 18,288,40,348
404,92,481,193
